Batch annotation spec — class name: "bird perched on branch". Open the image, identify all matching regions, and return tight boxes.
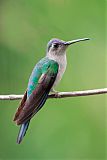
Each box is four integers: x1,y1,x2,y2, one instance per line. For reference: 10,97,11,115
13,37,90,144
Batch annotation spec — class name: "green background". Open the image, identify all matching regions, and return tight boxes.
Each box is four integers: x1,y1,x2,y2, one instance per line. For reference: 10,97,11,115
0,0,106,159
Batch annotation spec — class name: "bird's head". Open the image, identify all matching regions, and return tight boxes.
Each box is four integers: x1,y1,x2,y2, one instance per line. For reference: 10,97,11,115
47,38,90,56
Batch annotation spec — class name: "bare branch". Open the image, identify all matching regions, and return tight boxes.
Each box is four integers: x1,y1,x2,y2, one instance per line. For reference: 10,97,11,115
0,88,107,100
49,88,107,98
0,95,23,100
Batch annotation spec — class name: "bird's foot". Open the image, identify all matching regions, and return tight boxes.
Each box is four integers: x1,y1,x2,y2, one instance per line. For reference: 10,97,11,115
50,88,61,98
50,88,59,94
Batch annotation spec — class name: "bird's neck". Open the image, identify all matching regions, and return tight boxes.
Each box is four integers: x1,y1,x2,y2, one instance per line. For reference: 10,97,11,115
46,52,67,65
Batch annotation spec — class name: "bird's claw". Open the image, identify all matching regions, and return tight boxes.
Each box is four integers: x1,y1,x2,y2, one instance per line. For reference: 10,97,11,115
54,92,61,98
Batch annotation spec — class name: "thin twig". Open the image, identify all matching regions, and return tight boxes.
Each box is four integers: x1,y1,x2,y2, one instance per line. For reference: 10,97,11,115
0,88,107,100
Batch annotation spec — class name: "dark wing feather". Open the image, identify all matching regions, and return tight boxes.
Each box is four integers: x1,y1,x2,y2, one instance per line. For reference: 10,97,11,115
18,89,49,124
15,65,58,125
13,90,27,121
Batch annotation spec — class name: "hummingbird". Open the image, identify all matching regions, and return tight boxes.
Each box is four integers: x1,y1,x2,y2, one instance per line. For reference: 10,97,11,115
13,37,90,144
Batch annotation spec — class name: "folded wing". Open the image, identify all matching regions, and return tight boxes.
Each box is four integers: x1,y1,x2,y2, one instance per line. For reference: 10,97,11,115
14,60,59,125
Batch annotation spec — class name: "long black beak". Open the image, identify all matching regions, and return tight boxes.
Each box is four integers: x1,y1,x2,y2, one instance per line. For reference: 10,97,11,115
64,38,90,45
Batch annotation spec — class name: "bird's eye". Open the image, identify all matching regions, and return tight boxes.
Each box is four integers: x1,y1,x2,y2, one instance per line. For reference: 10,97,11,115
53,43,59,48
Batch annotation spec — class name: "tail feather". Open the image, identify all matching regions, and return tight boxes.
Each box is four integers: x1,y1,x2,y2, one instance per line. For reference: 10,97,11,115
17,121,30,144
16,92,48,144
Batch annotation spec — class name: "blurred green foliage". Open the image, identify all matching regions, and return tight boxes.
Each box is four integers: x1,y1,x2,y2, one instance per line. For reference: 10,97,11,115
0,0,106,159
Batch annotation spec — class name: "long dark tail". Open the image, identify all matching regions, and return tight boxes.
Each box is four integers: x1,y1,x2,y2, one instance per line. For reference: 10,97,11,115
17,120,30,144
16,93,48,144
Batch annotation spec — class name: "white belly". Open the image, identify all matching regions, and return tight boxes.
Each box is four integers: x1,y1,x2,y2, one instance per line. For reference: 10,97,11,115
53,63,66,87
52,54,67,87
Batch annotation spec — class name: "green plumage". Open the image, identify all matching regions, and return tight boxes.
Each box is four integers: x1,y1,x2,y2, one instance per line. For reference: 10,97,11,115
27,57,58,97
14,57,59,125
